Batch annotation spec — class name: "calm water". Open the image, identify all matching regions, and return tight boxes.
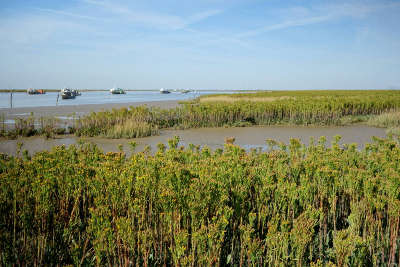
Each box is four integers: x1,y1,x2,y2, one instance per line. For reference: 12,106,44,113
0,90,236,108
0,125,387,156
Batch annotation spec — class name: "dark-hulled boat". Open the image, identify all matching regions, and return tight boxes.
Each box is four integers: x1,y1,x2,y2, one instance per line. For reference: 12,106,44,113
160,88,170,94
61,88,75,99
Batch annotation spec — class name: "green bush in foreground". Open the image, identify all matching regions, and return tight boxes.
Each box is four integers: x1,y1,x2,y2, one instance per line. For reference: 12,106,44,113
1,136,399,266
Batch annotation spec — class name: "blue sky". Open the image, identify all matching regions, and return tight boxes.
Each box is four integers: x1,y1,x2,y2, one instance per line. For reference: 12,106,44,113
0,0,399,89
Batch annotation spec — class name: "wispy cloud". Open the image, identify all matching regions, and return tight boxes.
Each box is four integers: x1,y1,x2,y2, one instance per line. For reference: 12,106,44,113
186,9,222,24
35,8,99,21
236,2,400,38
83,0,222,30
237,15,333,38
0,15,82,45
188,28,253,49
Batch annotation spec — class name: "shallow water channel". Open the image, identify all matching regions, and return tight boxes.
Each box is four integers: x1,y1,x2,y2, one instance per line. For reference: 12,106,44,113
0,125,387,157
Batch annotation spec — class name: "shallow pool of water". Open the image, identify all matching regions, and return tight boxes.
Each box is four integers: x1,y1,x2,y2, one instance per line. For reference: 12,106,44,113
0,125,387,156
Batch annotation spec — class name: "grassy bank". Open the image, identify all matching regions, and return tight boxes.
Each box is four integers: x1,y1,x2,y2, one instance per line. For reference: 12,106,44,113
1,137,399,265
367,111,400,135
75,90,400,138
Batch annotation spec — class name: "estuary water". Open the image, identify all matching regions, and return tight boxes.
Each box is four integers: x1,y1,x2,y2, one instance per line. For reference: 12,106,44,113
0,125,387,156
0,90,236,108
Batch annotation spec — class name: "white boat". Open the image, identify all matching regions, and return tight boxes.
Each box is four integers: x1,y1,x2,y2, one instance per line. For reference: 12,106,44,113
160,88,170,94
60,88,75,99
110,87,126,94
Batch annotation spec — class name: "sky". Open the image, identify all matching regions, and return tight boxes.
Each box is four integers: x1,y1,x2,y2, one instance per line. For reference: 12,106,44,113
0,0,399,90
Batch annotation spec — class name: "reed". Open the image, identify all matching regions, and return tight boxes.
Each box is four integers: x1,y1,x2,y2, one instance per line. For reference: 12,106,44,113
106,120,158,138
1,137,399,265
199,95,293,103
0,116,67,139
0,114,5,136
14,116,36,137
367,110,400,128
37,117,62,138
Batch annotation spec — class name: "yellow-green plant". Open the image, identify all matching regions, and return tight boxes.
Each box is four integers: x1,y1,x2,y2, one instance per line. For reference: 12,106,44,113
0,136,399,265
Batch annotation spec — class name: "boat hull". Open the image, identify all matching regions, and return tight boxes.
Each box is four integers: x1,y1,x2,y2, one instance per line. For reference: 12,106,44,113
27,89,45,94
61,93,75,99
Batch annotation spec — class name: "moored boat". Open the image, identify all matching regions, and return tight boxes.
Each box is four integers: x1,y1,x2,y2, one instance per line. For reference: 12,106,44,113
160,88,170,94
27,88,45,94
60,88,76,99
110,88,126,94
72,89,81,96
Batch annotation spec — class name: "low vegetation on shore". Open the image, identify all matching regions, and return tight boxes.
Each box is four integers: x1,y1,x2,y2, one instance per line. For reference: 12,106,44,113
2,90,400,139
367,111,400,135
75,90,400,138
1,136,399,265
0,114,68,139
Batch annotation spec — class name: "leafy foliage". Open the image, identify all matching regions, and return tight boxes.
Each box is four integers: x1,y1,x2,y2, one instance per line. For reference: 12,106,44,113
1,136,400,265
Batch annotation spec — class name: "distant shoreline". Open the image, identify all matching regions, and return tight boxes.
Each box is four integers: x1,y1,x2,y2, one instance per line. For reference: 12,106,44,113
0,89,169,92
0,89,258,92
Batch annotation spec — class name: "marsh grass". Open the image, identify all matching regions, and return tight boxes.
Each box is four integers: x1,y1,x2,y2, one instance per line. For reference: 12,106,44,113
0,114,5,136
199,95,293,103
14,117,36,137
106,120,158,138
74,90,400,138
38,117,61,138
367,111,400,128
0,116,67,139
339,115,370,125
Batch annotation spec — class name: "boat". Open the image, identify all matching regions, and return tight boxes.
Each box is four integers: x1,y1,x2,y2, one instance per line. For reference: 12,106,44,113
110,88,126,94
60,88,76,99
160,88,170,94
27,88,45,94
72,89,81,96
181,89,191,94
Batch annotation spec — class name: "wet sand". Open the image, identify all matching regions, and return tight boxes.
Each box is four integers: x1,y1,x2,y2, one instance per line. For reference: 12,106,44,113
0,125,387,156
0,100,180,120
